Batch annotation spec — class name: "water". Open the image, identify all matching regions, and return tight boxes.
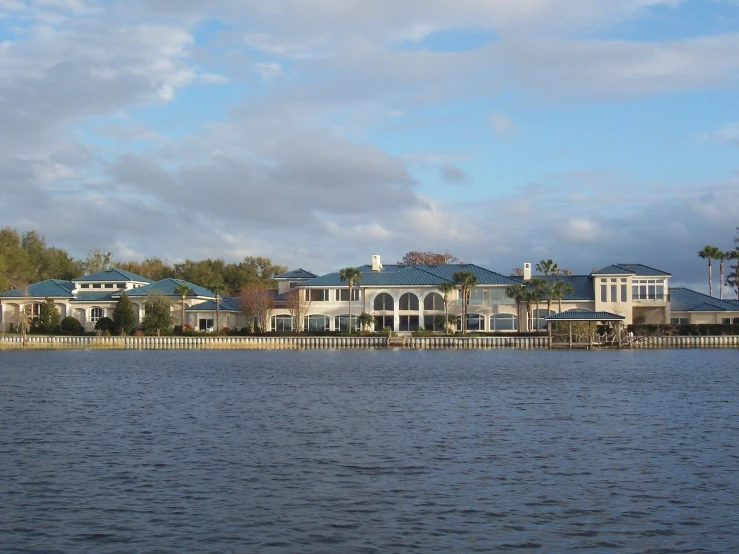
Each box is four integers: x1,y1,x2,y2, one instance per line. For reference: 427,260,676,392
1,349,738,552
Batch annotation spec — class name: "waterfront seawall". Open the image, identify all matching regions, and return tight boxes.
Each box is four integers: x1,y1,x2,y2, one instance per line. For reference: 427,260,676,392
1,335,738,350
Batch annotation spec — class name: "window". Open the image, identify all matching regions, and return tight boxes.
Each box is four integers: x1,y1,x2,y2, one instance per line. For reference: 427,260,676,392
271,314,293,332
334,314,359,332
93,284,101,289
374,293,394,311
290,282,298,289
198,318,214,331
457,313,484,331
671,317,689,325
491,313,518,331
105,284,113,289
488,288,510,303
90,307,104,322
468,288,484,305
399,293,419,311
600,284,607,303
117,283,125,288
621,284,628,303
632,279,665,301
722,318,731,325
305,314,330,332
610,284,617,302
23,303,42,317
374,315,394,331
336,288,360,302
398,315,420,331
424,292,444,311
81,284,90,289
307,289,329,302
531,309,555,330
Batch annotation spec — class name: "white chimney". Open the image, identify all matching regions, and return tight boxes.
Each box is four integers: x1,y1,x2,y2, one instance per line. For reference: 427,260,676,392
523,262,532,281
372,254,383,272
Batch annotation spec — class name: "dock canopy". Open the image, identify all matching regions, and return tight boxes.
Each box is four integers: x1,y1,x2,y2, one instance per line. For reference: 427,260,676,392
544,311,625,322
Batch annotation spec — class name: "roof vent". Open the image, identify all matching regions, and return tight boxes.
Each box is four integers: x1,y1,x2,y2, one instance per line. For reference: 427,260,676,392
372,254,383,272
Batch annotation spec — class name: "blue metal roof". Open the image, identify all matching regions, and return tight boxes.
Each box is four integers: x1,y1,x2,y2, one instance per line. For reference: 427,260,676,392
544,311,624,321
593,264,671,276
669,287,738,312
70,291,118,302
0,279,74,298
73,268,152,283
275,268,317,279
125,278,216,298
508,275,595,301
187,297,240,311
303,264,519,288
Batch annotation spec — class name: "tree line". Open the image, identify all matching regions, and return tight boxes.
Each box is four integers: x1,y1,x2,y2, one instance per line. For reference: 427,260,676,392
697,227,739,299
0,227,287,295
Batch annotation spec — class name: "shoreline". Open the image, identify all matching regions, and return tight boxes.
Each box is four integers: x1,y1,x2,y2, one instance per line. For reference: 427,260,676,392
1,335,738,350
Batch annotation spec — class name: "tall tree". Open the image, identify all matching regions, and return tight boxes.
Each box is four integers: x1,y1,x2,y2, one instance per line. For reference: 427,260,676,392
174,283,194,331
437,282,456,334
398,251,460,265
38,298,60,334
113,292,137,335
238,283,274,332
285,287,312,333
698,245,721,297
452,270,478,333
530,277,548,331
339,267,362,333
551,280,574,313
717,248,727,300
726,250,739,300
79,248,113,275
536,259,560,277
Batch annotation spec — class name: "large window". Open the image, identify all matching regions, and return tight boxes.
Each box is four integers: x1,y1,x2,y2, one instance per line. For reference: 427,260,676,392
458,313,484,331
632,279,666,301
399,293,419,311
375,315,394,331
491,313,518,331
271,314,293,332
424,292,445,311
374,293,394,311
305,314,330,332
457,287,484,306
336,288,360,302
531,308,555,330
307,289,329,302
198,318,214,331
398,315,420,331
90,307,104,323
334,314,359,332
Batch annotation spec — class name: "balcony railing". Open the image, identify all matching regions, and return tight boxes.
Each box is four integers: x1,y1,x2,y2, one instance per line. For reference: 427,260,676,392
633,293,670,302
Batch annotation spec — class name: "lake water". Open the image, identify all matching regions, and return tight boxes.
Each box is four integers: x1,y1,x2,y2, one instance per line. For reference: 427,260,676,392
1,349,738,552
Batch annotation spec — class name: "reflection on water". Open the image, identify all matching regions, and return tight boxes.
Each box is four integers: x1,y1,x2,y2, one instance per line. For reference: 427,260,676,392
1,349,738,552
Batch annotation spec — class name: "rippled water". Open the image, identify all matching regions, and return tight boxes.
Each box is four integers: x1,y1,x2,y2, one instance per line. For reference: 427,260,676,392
1,349,738,552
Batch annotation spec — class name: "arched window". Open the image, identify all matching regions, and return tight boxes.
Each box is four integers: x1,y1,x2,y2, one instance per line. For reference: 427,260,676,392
458,313,484,331
491,313,518,331
334,314,359,332
305,314,330,332
90,307,104,323
399,293,419,311
424,292,444,311
271,314,293,332
374,293,394,311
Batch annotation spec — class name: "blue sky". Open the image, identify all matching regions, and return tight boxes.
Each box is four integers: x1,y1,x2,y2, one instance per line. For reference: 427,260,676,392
0,0,738,294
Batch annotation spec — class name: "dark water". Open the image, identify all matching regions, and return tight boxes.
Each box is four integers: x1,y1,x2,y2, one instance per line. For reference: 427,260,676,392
1,349,738,553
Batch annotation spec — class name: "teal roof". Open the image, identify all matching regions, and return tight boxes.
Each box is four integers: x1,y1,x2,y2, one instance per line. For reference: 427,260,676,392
0,279,74,298
303,264,518,288
71,291,118,302
510,275,594,300
593,264,670,276
73,268,152,283
275,269,317,279
187,297,241,312
670,288,739,312
545,311,625,321
124,278,216,298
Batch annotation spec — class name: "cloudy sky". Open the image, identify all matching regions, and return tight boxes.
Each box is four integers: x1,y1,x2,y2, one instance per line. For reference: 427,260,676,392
1,0,738,291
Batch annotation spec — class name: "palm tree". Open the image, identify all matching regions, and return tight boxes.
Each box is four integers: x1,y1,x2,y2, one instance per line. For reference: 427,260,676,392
529,277,548,332
437,281,456,334
726,250,739,299
174,283,193,333
717,248,726,300
551,280,574,313
452,270,478,333
506,283,526,333
698,245,722,297
358,312,375,332
339,267,362,333
536,259,559,277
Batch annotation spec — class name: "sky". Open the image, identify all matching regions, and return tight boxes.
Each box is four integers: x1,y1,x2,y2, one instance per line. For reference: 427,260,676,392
1,0,738,293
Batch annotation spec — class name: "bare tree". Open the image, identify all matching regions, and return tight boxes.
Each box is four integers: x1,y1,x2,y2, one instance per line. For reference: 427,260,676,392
238,283,274,333
284,287,312,333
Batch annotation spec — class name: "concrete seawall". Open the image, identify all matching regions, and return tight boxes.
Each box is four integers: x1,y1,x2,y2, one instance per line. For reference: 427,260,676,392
1,335,738,350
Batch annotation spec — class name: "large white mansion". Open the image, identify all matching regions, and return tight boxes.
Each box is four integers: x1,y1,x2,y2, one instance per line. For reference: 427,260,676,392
1,255,737,333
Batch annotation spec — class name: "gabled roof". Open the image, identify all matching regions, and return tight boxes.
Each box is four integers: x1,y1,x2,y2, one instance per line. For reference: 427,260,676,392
275,268,317,279
302,264,519,288
0,279,74,298
544,311,625,321
592,264,671,277
669,287,739,312
73,268,152,283
124,278,215,298
187,297,241,312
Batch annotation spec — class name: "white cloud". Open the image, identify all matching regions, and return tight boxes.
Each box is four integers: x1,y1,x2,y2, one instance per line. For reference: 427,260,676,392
488,111,518,137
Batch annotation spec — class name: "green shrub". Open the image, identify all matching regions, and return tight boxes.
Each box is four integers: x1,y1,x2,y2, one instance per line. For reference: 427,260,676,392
60,316,83,335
